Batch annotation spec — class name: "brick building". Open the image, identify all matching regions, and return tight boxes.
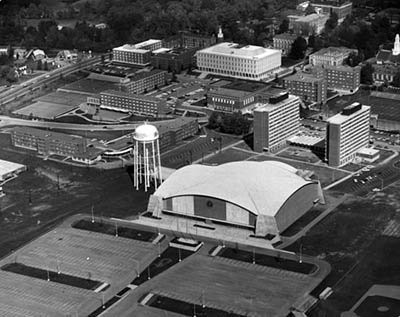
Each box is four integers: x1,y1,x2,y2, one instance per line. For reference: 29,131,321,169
311,0,352,24
273,33,298,56
309,47,357,67
122,70,168,94
11,127,102,164
312,65,361,93
207,80,270,113
100,90,167,117
283,72,327,104
151,48,196,73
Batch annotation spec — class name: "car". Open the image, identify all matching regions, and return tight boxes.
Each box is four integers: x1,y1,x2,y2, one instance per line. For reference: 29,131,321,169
353,179,358,183
372,188,381,192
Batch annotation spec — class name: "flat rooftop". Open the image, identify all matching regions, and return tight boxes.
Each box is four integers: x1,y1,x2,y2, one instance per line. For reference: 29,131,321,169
199,42,281,59
288,135,325,146
113,45,148,53
311,46,356,57
292,13,328,22
101,90,162,103
274,33,298,40
222,80,269,92
0,159,25,177
284,72,323,83
13,101,77,120
58,79,119,95
327,104,370,125
253,94,300,112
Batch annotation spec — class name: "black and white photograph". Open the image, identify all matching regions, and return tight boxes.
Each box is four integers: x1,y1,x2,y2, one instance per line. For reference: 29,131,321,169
0,0,399,316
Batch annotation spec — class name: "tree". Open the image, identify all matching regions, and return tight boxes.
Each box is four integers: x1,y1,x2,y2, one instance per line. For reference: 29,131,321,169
345,51,363,67
6,68,17,83
290,36,308,60
36,59,42,70
325,12,338,32
208,112,223,129
360,63,374,85
278,19,289,34
305,4,315,15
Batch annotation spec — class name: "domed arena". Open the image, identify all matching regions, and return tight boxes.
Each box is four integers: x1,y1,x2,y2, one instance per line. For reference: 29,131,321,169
148,161,324,236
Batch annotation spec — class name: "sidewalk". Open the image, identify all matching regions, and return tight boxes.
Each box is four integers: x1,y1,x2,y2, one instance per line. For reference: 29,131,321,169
278,194,348,249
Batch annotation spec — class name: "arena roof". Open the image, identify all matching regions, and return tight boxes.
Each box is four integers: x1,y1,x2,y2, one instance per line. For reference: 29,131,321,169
154,161,314,217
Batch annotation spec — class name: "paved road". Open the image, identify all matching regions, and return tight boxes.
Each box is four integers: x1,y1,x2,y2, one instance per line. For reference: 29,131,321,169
0,56,101,106
0,115,140,131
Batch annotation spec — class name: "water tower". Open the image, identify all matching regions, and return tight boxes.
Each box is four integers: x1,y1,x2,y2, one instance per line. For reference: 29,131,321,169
132,123,162,191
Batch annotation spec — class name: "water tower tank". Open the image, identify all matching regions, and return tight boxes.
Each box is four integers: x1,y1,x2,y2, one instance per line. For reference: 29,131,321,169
132,123,162,191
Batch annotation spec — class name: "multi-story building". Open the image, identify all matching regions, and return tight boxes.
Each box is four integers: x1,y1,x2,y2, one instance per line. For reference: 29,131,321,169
312,65,361,93
311,0,352,24
289,13,329,36
283,72,327,104
273,33,298,56
326,103,370,167
196,42,281,81
134,39,163,51
158,118,199,151
112,39,162,66
373,64,399,83
121,70,168,94
151,48,196,73
207,80,270,113
181,31,217,49
11,127,102,164
253,92,300,153
309,47,357,67
103,118,199,156
100,90,167,117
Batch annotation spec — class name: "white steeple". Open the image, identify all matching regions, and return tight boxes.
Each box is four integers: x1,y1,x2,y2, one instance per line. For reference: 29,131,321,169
393,34,400,56
217,26,224,42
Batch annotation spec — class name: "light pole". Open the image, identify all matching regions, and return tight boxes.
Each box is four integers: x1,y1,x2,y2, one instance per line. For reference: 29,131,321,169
299,243,303,264
378,177,384,190
91,204,95,223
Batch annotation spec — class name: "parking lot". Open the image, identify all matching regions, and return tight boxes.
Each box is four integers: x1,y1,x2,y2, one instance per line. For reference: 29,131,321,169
331,158,400,196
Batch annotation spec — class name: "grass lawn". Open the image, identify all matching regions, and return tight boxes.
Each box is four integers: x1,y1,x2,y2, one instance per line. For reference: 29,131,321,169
280,206,324,237
148,294,245,317
72,219,158,242
131,247,193,286
0,132,152,258
285,191,398,314
277,147,321,164
218,247,317,274
161,131,240,168
355,295,400,317
2,262,102,290
202,147,254,165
